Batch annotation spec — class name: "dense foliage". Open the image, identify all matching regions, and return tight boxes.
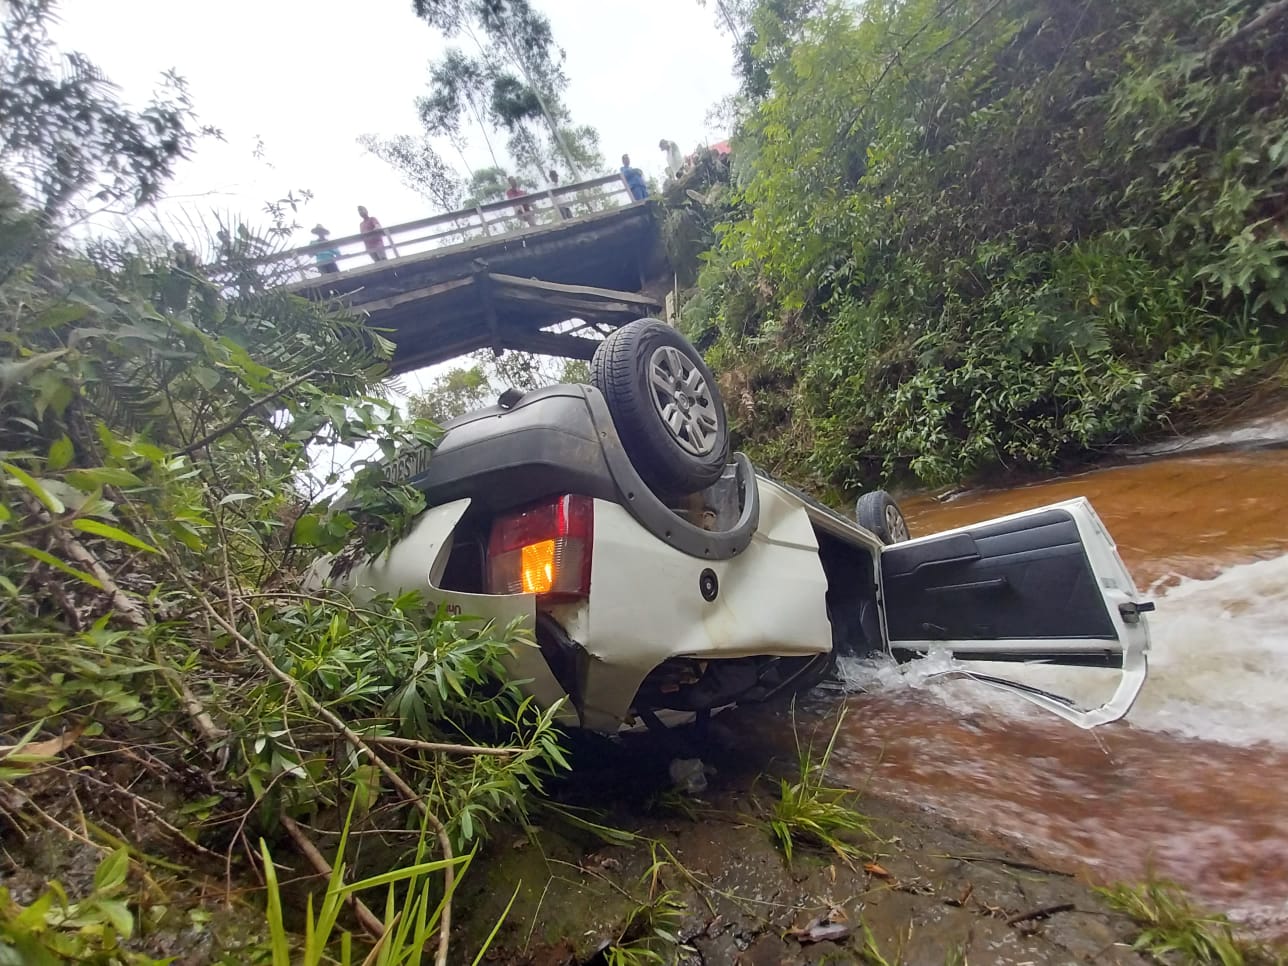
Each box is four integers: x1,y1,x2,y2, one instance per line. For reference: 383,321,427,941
686,0,1288,489
0,0,216,219
0,5,565,961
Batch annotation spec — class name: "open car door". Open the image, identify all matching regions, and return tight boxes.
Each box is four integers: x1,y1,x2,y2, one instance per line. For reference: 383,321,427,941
879,498,1152,728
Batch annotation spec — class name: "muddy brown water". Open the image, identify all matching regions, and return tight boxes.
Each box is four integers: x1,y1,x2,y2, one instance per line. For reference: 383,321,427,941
800,443,1288,938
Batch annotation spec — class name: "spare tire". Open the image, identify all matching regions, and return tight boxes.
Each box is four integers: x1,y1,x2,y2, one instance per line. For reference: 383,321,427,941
855,490,910,545
591,319,729,496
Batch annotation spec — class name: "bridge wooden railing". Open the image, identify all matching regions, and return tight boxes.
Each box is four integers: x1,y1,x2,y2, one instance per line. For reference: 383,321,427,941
256,173,639,285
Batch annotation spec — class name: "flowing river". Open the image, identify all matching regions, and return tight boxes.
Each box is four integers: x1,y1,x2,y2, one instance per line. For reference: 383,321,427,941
810,419,1288,938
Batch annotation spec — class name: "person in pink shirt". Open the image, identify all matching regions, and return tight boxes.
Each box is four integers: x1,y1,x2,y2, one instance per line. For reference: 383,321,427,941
505,177,537,227
357,205,388,262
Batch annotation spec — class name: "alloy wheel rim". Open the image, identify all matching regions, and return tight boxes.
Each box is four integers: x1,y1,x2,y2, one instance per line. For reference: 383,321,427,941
648,345,720,456
885,504,910,542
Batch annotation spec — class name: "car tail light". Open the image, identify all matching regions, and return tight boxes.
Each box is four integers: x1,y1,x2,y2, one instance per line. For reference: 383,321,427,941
487,495,593,599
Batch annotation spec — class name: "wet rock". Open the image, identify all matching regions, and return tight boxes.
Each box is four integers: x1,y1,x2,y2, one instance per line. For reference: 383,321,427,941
669,757,708,796
788,916,850,944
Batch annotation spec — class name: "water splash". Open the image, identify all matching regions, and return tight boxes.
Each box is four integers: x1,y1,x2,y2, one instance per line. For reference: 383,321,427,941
836,554,1288,748
1129,555,1288,746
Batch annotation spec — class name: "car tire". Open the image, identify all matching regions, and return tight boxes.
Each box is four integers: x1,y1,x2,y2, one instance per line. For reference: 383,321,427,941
855,490,910,545
591,319,729,496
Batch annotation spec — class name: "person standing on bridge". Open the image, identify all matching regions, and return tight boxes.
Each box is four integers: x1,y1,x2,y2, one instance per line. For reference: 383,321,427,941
310,225,341,274
506,177,537,227
547,169,574,220
620,155,648,201
357,206,389,262
658,139,684,180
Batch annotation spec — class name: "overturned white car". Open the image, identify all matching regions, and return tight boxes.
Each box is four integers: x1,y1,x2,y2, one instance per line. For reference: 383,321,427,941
323,320,1151,732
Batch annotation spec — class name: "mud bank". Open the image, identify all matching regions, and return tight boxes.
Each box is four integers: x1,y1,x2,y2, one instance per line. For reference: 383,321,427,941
455,715,1153,965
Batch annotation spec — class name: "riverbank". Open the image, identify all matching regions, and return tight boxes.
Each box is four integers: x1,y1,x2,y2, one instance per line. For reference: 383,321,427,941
674,0,1288,498
891,398,1288,508
453,711,1158,965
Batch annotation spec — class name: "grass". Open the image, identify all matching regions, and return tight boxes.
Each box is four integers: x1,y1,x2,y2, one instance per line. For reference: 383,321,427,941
858,919,904,965
601,853,691,966
602,888,688,966
643,787,703,821
257,799,518,966
762,706,872,863
1097,878,1284,966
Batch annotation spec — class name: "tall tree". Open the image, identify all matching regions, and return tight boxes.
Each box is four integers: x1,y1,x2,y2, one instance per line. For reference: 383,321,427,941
460,165,512,206
406,351,589,423
356,132,463,209
406,363,493,422
408,0,601,180
363,0,601,208
701,0,825,105
418,49,503,171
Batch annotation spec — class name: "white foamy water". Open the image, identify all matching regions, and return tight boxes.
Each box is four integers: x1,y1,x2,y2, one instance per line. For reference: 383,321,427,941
838,553,1288,748
1126,404,1288,457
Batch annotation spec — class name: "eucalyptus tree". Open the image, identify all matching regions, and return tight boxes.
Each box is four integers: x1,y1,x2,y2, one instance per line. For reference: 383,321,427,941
408,0,601,180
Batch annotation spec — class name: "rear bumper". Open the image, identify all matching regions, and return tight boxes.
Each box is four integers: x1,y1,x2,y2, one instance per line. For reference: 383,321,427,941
569,493,832,729
336,484,834,731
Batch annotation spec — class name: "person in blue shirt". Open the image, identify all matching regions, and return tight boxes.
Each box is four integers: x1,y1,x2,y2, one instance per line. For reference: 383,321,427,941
620,154,648,201
310,224,342,275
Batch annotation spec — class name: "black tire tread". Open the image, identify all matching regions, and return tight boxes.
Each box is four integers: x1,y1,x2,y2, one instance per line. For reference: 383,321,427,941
590,320,728,495
855,489,908,546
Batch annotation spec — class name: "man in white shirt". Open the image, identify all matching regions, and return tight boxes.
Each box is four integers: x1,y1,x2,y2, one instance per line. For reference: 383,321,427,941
659,139,685,180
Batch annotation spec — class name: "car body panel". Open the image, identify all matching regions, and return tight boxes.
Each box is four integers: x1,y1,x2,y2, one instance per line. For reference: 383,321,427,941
572,485,832,729
334,497,468,593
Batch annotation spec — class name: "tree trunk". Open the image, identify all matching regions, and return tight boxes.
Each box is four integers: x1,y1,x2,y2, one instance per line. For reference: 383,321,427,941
465,93,504,171
493,31,581,179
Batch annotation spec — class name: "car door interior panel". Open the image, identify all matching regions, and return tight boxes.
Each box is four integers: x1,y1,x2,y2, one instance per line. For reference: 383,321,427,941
882,508,1118,643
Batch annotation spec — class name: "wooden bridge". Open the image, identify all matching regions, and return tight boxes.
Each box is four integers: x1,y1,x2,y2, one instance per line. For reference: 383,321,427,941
265,174,669,374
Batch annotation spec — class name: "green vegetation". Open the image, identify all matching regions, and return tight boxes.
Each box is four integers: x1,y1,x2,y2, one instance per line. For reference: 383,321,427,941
406,353,589,424
601,887,688,966
1098,879,1284,966
684,0,1288,490
594,843,695,966
0,849,159,966
362,0,603,206
0,3,564,962
258,809,475,966
762,709,871,862
858,921,903,966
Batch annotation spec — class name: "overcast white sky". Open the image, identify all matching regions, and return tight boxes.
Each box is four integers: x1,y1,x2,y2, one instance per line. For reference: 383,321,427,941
49,0,739,250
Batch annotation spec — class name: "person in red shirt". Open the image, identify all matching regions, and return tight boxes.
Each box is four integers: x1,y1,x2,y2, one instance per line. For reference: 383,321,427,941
505,177,536,227
357,205,388,262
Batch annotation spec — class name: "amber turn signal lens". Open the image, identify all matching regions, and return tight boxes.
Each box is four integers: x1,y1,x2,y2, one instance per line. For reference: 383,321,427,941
488,495,593,599
520,539,556,595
